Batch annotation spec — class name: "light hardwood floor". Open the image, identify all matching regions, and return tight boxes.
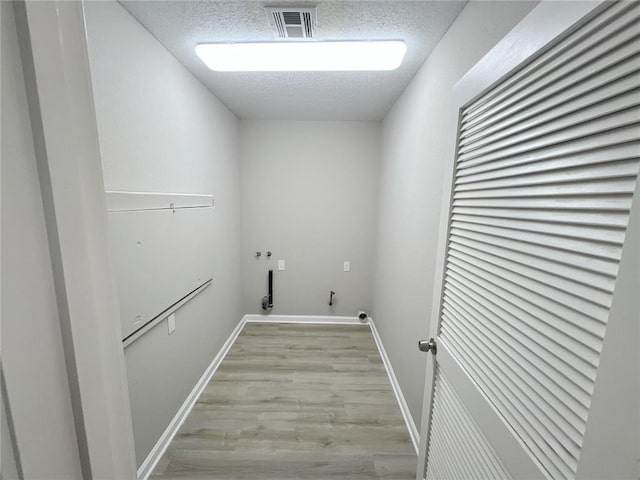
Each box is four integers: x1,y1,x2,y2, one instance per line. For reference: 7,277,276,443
151,322,417,479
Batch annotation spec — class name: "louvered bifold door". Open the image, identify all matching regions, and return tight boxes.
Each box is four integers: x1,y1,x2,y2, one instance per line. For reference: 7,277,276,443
425,2,640,480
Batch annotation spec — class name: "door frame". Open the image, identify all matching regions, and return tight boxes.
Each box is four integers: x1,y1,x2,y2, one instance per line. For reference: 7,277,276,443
11,1,137,477
414,1,633,478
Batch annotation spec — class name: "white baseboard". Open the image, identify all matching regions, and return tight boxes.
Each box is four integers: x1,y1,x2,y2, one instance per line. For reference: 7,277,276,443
138,313,418,479
368,318,420,454
244,314,365,325
137,316,247,480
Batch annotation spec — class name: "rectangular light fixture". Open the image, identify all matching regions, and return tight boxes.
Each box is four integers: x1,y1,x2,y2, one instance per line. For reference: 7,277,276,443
194,41,407,72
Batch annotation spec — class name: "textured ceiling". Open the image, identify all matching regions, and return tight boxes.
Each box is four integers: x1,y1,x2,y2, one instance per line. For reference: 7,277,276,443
119,1,467,120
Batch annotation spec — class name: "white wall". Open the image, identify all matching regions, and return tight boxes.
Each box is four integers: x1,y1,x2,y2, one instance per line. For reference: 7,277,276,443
85,1,243,466
1,2,82,477
240,120,381,316
372,0,538,427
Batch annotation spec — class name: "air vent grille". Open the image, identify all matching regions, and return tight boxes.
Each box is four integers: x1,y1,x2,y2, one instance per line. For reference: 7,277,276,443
266,7,317,39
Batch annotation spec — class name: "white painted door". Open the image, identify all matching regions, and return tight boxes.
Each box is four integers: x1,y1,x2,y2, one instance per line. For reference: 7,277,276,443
417,2,640,479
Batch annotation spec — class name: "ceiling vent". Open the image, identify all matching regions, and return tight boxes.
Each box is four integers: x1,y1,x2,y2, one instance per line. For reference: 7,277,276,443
265,7,317,39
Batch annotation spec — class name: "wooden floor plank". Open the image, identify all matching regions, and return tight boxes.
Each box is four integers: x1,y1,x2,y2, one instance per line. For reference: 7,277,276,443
151,323,416,479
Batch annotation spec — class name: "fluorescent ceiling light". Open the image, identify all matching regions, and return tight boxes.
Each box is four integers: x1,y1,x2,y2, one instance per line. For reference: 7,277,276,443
194,41,407,72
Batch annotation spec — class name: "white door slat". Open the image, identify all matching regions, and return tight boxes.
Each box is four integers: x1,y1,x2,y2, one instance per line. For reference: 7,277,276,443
452,195,633,212
427,444,449,479
452,212,626,245
447,260,606,345
451,222,623,262
429,436,458,480
446,266,603,359
449,252,602,351
443,334,571,480
458,108,640,165
460,64,640,146
444,289,592,405
450,234,617,293
463,41,640,137
451,244,611,315
449,240,613,307
456,144,640,185
442,315,584,451
439,371,513,479
428,371,512,480
441,331,577,479
460,86,640,155
454,176,638,199
443,302,590,428
444,278,597,389
434,406,482,478
458,126,640,176
431,447,459,480
435,403,478,478
449,242,607,318
426,446,448,480
451,206,631,228
437,378,510,479
459,124,640,172
462,16,640,129
430,404,467,477
436,400,500,480
456,156,640,193
462,1,638,120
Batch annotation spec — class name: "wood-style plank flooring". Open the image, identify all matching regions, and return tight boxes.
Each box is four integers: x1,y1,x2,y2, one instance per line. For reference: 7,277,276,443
151,322,416,479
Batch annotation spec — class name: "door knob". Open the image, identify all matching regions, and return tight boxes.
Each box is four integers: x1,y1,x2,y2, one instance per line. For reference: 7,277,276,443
418,338,437,354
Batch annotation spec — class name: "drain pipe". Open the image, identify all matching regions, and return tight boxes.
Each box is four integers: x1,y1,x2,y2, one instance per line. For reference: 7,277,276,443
262,269,273,311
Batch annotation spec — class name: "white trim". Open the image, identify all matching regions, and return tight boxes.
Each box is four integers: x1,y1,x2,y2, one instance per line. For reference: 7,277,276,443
368,318,420,454
137,316,247,480
244,314,364,325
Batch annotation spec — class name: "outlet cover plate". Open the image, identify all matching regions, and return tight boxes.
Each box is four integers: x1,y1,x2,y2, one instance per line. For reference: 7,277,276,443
168,313,176,334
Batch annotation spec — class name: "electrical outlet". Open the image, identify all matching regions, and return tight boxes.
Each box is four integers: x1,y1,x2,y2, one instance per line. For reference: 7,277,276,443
168,313,176,334
278,260,286,271
343,261,351,272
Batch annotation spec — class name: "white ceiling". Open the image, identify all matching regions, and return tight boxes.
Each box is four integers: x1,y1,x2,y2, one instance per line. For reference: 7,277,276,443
119,1,467,120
